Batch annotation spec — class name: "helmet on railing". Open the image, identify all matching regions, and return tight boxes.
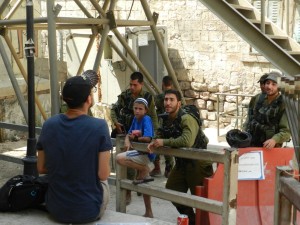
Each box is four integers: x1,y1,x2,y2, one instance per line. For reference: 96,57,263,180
226,129,252,148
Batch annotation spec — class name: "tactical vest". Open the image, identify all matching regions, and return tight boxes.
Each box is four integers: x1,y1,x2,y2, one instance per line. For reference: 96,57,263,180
158,108,208,149
248,94,284,146
117,90,152,132
155,93,165,115
158,108,209,168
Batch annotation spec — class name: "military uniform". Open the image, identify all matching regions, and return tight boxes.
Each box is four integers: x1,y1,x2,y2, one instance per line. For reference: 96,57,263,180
244,93,290,147
157,108,213,225
155,93,165,115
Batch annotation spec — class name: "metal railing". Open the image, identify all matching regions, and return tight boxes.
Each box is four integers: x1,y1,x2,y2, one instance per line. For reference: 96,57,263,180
274,166,300,225
115,135,239,225
216,88,254,141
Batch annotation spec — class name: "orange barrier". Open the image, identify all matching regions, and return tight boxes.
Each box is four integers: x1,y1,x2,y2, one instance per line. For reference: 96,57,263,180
196,147,297,225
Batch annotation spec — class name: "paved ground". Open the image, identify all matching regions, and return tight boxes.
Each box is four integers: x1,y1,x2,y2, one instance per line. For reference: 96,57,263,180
0,128,230,224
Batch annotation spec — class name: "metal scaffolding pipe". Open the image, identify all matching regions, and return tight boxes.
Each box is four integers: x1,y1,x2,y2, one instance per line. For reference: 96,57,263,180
56,17,109,25
0,17,152,28
113,29,161,94
93,0,116,71
0,0,10,16
47,0,60,115
90,0,160,93
102,0,110,12
74,0,94,18
90,0,107,17
77,34,97,75
107,36,156,96
4,0,22,20
0,37,28,123
0,17,48,26
4,34,47,120
140,0,185,103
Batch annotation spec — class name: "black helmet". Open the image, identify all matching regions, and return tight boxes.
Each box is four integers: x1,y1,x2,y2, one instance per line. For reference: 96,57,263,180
226,129,252,148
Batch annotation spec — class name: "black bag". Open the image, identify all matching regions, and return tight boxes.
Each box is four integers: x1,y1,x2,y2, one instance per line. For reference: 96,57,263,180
181,105,209,149
0,175,48,212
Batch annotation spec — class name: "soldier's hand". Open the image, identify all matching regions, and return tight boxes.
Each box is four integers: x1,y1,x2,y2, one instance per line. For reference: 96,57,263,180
152,139,163,148
115,123,124,134
263,138,276,149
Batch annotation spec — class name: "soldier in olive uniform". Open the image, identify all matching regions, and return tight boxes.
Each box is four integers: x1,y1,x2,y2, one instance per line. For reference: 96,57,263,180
243,73,268,131
150,76,175,178
148,90,213,225
244,71,290,148
110,71,158,205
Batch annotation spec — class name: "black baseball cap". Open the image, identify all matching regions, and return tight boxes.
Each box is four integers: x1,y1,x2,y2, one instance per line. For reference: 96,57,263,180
257,74,269,83
62,70,99,108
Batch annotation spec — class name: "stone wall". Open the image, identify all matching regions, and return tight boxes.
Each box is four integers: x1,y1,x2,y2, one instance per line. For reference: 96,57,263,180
38,0,281,129
112,0,278,128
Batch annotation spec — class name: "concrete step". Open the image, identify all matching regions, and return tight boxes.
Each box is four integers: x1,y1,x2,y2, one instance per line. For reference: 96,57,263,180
0,209,173,225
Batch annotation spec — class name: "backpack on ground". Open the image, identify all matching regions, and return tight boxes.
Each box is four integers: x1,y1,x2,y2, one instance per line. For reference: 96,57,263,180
181,105,209,149
0,174,48,212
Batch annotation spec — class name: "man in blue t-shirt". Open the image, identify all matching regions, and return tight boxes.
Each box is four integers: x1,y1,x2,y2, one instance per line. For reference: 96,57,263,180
116,98,155,218
37,70,112,224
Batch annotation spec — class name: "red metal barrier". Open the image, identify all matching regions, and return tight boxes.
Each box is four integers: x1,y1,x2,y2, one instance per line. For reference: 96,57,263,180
196,147,296,225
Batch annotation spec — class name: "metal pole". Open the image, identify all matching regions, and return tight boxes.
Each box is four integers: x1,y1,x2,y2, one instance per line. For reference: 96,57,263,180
47,0,60,115
260,0,265,33
93,0,116,71
23,0,37,176
90,0,161,94
0,0,10,16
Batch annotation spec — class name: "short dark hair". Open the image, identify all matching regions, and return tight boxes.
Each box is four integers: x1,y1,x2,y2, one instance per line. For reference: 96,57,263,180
164,89,182,101
130,72,144,83
162,76,173,86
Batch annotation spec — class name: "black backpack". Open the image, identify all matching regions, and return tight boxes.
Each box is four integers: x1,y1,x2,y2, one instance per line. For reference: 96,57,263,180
0,175,48,212
180,105,208,149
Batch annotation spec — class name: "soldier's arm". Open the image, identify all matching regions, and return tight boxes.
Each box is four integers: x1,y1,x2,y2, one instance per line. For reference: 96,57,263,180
163,114,198,148
111,93,125,125
272,111,291,144
148,96,159,132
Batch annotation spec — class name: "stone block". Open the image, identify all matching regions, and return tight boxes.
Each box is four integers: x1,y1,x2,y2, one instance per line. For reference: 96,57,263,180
207,100,214,111
185,90,199,98
198,92,208,101
35,58,67,82
214,102,224,112
207,83,219,92
207,112,217,121
179,81,191,90
209,93,218,101
200,109,208,119
224,102,236,115
195,98,206,109
191,82,208,91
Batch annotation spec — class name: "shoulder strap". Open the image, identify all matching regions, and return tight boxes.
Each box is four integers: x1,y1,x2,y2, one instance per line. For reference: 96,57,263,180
254,93,266,112
144,92,153,106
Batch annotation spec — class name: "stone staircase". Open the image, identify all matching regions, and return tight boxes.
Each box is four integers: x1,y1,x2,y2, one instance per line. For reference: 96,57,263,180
199,0,300,77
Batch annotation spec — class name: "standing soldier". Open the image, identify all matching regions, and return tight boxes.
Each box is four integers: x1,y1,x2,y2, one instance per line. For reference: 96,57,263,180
244,71,290,148
148,89,213,225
